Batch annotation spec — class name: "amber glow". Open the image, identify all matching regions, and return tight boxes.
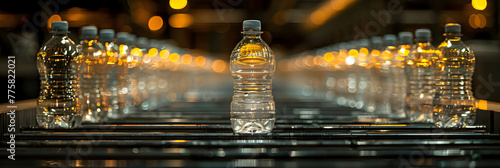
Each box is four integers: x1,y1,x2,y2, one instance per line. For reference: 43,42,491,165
348,49,359,57
148,48,159,57
194,56,206,67
180,54,193,64
371,50,381,56
169,13,193,28
212,59,226,73
47,14,61,29
169,0,188,10
160,50,170,58
472,0,487,10
170,53,180,62
305,55,315,67
148,16,164,31
307,0,356,29
469,14,486,29
131,48,143,57
359,48,369,56
324,52,334,62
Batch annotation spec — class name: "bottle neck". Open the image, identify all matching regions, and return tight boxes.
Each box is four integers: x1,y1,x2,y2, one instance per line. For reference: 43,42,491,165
242,31,262,39
444,33,461,41
51,33,68,38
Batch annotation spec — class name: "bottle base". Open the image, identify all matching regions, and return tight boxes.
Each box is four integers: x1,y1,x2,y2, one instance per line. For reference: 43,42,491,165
231,118,274,134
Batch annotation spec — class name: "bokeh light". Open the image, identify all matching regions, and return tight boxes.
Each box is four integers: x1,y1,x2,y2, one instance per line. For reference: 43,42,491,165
148,16,164,31
169,13,193,28
47,14,61,29
170,0,188,10
472,0,487,10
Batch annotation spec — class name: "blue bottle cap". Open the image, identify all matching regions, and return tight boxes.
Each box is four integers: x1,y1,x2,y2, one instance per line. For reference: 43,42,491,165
81,26,98,40
51,21,68,35
99,29,115,42
445,23,461,34
358,39,371,48
383,34,397,46
138,37,149,48
415,29,431,42
243,20,261,31
116,32,129,44
398,32,413,45
371,36,383,49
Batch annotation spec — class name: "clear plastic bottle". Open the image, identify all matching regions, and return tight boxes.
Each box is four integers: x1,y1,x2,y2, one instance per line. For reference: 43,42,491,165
391,32,412,118
230,20,275,134
100,29,123,119
36,21,81,128
374,34,398,116
79,26,109,123
406,29,436,123
433,23,476,127
367,36,383,113
354,39,371,110
116,32,133,115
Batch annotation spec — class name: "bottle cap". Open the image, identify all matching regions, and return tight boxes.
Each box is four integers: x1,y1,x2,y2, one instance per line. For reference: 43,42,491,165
445,23,461,34
415,29,431,42
116,32,129,44
383,34,397,46
100,29,115,42
348,41,358,49
81,26,98,40
371,36,383,49
398,32,413,45
358,39,370,48
51,21,68,35
150,39,159,48
138,37,149,48
243,20,261,31
129,34,137,44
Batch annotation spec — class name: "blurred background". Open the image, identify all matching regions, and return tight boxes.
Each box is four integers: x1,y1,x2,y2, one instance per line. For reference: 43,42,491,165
0,0,499,103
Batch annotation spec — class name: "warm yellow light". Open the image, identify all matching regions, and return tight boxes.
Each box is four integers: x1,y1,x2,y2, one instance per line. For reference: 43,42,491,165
169,13,193,28
148,48,159,57
169,0,188,10
212,59,226,73
194,56,206,67
348,49,359,57
359,48,369,56
472,0,487,10
469,14,487,29
148,16,163,31
180,54,192,64
47,14,61,29
371,50,381,56
477,13,487,28
324,52,334,62
160,50,170,58
131,48,143,57
170,53,180,62
305,55,315,67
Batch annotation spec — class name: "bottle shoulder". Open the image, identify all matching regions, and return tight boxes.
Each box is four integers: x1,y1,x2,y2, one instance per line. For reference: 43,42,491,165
231,37,275,59
39,36,79,56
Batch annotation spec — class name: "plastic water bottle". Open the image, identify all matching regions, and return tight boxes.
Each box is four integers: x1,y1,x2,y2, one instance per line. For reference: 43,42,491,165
79,26,109,123
406,29,436,123
36,21,81,128
366,36,383,113
433,23,476,127
116,32,134,115
100,29,123,119
374,34,398,116
391,32,412,118
230,20,275,134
